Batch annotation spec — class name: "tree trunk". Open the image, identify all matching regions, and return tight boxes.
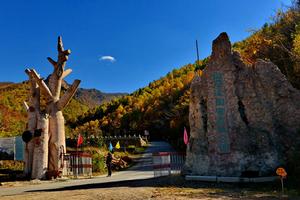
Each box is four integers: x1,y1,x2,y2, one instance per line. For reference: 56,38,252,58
31,114,49,179
48,109,66,173
23,74,39,177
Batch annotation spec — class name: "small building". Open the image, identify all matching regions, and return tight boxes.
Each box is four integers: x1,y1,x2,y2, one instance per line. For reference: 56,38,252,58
0,136,24,161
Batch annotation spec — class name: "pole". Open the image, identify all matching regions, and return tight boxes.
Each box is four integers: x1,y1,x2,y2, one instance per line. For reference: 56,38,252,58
196,40,200,67
281,177,284,195
14,137,16,160
76,147,78,178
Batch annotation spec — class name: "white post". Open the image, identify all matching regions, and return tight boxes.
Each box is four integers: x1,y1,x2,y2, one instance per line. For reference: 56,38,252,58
281,178,284,195
76,149,78,178
14,137,16,160
168,154,171,175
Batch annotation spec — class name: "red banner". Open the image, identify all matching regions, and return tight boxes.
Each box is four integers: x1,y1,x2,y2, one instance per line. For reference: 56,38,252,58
77,133,84,147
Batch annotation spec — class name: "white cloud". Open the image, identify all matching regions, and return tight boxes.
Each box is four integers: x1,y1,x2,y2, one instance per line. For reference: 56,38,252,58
99,55,116,63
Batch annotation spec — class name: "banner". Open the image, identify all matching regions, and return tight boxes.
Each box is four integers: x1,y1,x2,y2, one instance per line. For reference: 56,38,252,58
109,142,113,152
184,127,189,145
77,133,84,147
115,141,121,149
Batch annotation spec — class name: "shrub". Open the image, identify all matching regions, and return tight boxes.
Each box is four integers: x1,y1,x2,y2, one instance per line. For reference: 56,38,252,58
92,153,106,173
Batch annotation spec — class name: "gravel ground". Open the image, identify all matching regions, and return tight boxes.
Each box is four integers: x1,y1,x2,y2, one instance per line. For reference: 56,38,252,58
1,176,292,200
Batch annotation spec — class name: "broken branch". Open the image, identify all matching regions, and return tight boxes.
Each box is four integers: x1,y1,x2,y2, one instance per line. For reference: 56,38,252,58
47,57,57,68
27,69,53,100
57,79,81,110
62,69,72,79
23,101,29,111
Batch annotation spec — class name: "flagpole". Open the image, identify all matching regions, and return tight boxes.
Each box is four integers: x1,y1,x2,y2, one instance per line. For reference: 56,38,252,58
196,40,200,67
75,133,84,178
76,145,78,178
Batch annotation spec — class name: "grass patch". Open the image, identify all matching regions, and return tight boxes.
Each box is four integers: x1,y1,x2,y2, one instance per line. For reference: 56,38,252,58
0,160,25,182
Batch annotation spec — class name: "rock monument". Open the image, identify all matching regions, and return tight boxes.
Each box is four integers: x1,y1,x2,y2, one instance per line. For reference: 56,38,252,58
185,32,300,177
23,37,80,179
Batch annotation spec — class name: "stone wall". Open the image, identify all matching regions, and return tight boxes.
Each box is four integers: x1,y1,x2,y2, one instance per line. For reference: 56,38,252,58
185,32,300,177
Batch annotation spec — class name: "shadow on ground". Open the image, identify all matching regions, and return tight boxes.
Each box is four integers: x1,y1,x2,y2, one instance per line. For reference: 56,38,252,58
0,169,28,182
27,175,291,199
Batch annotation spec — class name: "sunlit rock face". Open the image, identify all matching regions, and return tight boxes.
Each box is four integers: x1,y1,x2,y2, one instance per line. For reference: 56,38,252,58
184,32,300,177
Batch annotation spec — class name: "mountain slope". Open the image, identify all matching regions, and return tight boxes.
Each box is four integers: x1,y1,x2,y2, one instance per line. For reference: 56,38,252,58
75,88,127,108
0,82,14,89
0,81,125,137
233,5,300,88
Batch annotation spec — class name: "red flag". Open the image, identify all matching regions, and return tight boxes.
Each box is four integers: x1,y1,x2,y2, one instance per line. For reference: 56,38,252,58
184,127,189,145
77,133,84,147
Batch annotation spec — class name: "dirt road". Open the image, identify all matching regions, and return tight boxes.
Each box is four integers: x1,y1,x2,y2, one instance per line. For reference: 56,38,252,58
0,142,288,199
0,141,173,197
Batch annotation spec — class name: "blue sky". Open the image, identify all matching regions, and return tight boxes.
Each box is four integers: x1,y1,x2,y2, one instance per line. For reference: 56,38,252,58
0,0,291,93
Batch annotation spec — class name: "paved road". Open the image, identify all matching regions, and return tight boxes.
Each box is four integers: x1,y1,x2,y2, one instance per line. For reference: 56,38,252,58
0,141,175,197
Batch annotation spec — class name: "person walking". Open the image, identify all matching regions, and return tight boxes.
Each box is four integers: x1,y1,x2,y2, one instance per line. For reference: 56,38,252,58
106,152,113,177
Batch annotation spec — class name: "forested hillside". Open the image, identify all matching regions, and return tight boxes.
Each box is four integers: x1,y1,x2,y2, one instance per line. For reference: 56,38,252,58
69,64,197,149
233,3,300,88
0,81,124,137
70,3,300,150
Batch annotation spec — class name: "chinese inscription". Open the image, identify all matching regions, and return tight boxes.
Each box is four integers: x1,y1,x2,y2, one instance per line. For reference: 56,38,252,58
212,72,230,153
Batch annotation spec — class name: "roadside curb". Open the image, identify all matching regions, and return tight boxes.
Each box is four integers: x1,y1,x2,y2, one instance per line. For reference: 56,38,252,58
185,175,278,183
